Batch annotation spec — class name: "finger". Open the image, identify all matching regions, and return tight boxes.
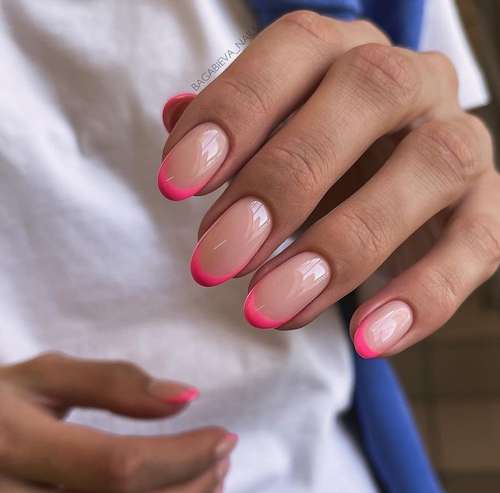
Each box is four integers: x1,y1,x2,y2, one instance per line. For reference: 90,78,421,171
349,172,500,357
0,389,238,492
4,352,200,418
163,93,196,133
192,48,460,287
242,113,491,329
158,13,388,200
161,458,230,493
0,476,78,493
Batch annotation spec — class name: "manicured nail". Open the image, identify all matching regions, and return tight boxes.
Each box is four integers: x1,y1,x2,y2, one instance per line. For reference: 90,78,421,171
162,92,195,132
215,433,239,459
158,123,229,201
148,379,200,404
353,300,413,358
191,198,272,286
215,457,230,480
244,252,330,329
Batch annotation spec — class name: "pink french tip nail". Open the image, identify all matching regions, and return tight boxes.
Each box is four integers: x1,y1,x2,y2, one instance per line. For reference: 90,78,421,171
164,388,200,405
148,379,200,404
162,92,196,132
353,300,413,358
244,252,331,329
157,122,229,201
190,198,272,287
215,433,239,459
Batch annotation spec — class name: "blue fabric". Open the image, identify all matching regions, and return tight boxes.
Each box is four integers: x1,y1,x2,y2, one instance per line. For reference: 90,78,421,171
247,0,425,48
246,1,443,492
339,293,443,493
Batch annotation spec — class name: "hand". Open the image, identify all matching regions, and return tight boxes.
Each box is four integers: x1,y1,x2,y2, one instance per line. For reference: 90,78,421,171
159,11,500,358
0,353,236,492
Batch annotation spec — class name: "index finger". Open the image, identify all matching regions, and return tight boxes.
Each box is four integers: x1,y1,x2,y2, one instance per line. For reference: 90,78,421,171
158,13,388,200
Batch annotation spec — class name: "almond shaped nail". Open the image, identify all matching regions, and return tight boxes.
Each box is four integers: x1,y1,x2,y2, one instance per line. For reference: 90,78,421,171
244,252,330,329
191,198,272,286
354,300,413,358
158,122,229,201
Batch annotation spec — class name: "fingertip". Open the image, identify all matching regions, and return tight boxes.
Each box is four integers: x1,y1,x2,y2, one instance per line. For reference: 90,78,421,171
162,92,196,132
243,289,280,329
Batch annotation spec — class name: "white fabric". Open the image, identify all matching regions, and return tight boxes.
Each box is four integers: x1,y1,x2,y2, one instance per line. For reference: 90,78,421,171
0,0,488,492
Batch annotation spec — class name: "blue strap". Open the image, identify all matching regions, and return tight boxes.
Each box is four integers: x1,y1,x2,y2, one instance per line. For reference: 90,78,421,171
247,0,425,49
339,293,443,493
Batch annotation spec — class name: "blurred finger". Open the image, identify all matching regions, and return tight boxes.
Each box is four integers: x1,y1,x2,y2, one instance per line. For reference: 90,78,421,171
161,458,230,493
4,352,199,418
0,388,236,493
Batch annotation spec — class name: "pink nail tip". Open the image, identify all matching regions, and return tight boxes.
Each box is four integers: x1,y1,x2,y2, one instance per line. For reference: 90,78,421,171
157,159,201,201
165,388,200,404
190,247,238,287
353,326,381,359
244,290,283,329
162,92,196,132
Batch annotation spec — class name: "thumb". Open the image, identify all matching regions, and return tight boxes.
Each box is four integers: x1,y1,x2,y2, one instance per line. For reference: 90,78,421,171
4,352,199,419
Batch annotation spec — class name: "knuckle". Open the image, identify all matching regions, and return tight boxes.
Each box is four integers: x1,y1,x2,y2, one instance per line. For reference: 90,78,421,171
216,74,272,117
279,10,334,43
335,205,391,263
31,351,67,370
350,20,391,45
459,214,500,267
425,50,459,94
263,135,331,195
347,43,421,107
105,445,143,493
412,120,484,187
418,267,462,317
465,114,494,162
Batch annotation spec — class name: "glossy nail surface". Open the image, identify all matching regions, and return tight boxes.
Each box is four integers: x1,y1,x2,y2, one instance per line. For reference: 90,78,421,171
354,300,413,358
162,92,195,132
244,252,330,329
158,123,229,201
191,198,272,286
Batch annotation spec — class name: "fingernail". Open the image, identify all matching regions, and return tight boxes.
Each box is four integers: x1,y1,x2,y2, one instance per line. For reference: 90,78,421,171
191,198,272,286
162,92,196,132
244,252,330,329
353,300,413,358
148,379,200,404
215,433,239,459
215,457,230,480
158,122,229,201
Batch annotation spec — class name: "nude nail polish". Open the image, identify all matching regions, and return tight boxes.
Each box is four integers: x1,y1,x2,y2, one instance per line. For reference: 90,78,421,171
162,92,195,132
353,300,413,358
191,198,272,286
158,123,229,201
244,252,330,329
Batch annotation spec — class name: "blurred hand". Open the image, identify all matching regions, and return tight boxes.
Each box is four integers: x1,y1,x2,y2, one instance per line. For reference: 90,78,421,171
159,11,499,358
0,353,236,492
